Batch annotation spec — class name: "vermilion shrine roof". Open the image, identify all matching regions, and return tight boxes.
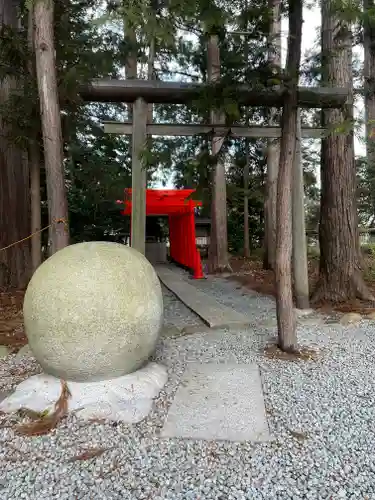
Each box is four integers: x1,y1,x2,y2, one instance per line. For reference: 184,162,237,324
120,189,202,216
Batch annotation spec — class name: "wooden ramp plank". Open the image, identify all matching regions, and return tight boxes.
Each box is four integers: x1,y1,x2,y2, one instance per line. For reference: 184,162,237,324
156,266,251,329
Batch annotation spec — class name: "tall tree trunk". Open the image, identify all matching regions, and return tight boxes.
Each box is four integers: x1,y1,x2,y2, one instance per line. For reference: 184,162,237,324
0,0,32,288
28,8,41,272
146,23,155,187
292,109,309,309
123,13,143,249
124,18,137,80
364,0,375,199
275,0,302,351
147,37,155,117
312,0,373,303
29,141,41,271
34,0,69,254
264,0,281,270
124,13,137,100
207,33,231,273
243,0,250,259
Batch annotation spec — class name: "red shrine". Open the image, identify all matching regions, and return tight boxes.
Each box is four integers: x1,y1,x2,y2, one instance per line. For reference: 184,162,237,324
120,189,204,279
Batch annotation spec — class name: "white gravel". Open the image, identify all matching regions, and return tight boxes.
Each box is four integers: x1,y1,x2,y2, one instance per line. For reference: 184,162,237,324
1,276,375,499
162,285,204,330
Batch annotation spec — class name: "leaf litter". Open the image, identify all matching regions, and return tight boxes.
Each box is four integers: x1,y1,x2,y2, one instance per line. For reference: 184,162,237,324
15,380,71,436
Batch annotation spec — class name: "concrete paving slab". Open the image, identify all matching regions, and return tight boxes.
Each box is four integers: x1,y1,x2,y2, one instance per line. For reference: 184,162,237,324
157,266,251,329
161,362,271,442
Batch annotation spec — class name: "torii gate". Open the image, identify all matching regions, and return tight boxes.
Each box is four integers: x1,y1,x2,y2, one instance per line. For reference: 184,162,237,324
80,79,348,307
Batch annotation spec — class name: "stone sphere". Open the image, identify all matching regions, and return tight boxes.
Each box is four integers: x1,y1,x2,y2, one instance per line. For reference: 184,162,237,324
23,242,164,382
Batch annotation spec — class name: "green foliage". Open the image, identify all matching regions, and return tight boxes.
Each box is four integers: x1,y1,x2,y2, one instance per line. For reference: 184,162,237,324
67,105,132,241
0,24,28,80
362,243,375,256
0,15,39,149
356,155,375,226
362,244,375,281
307,245,320,260
55,0,132,241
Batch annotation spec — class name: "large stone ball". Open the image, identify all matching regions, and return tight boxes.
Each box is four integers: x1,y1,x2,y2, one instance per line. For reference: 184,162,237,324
23,242,164,382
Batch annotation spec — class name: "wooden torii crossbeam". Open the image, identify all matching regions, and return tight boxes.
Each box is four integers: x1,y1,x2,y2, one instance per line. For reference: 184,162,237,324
80,79,348,108
103,122,325,138
79,78,348,303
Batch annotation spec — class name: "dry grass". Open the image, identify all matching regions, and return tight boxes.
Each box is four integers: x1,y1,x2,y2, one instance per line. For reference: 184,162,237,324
16,380,71,437
228,255,375,316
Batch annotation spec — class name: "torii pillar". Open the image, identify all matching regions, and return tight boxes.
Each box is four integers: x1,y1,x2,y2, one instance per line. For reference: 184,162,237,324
131,98,148,255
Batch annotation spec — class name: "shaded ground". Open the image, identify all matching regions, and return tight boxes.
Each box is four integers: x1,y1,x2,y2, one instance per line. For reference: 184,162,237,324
228,255,375,315
0,291,27,351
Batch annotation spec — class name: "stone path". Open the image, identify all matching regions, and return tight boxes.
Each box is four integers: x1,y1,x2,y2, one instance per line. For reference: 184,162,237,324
157,265,252,328
158,266,273,443
161,361,270,442
158,265,334,445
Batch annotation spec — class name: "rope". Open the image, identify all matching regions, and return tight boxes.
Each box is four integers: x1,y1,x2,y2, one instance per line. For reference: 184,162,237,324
0,218,68,252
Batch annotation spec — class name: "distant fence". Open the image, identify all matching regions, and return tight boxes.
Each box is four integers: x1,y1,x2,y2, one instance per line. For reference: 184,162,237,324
306,228,375,248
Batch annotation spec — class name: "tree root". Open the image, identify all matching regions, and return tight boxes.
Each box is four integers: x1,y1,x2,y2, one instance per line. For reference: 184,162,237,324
213,264,233,274
311,269,374,305
207,261,233,275
352,271,375,301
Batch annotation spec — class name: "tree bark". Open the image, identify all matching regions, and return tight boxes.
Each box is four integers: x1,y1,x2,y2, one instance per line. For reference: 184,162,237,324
264,0,281,270
123,11,137,108
28,8,41,273
146,27,155,186
124,16,137,81
364,0,375,200
0,0,32,288
312,0,373,303
292,109,309,309
29,140,42,272
34,0,69,254
147,37,155,119
242,0,250,259
207,33,231,273
123,10,140,246
275,0,303,351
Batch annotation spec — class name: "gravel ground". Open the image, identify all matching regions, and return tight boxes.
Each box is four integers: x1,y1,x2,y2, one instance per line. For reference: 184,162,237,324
162,285,204,330
1,276,375,499
167,267,277,323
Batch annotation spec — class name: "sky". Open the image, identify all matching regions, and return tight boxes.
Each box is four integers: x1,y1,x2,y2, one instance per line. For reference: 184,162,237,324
282,3,320,63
